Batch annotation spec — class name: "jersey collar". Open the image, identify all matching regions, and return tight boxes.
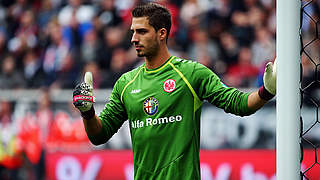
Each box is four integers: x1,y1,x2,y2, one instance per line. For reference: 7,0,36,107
144,56,175,73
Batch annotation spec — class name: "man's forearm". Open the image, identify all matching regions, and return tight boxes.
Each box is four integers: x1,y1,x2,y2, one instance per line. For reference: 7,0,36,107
247,59,277,112
247,91,268,112
83,114,103,137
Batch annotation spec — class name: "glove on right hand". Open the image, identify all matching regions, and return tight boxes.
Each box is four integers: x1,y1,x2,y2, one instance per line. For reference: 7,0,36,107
73,72,96,113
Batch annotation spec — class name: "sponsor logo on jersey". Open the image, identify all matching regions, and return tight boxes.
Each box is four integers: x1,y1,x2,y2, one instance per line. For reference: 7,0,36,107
131,89,141,94
131,115,183,129
143,97,159,116
163,79,176,93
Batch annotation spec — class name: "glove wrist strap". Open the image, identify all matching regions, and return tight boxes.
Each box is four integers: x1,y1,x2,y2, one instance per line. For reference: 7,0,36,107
81,106,95,120
258,85,275,101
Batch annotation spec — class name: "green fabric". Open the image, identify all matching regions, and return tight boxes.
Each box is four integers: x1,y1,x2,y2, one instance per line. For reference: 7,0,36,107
98,56,253,179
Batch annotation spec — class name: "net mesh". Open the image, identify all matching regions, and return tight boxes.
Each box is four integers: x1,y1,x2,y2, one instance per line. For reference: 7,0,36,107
300,0,320,179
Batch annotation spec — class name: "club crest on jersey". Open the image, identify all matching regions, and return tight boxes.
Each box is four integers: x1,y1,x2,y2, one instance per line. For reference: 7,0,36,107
163,79,176,93
143,97,159,116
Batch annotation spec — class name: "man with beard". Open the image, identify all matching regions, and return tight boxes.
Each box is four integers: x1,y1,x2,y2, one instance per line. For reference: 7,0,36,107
73,2,276,179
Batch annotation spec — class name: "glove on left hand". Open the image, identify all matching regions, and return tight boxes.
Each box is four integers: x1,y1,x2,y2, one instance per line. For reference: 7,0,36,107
263,59,277,95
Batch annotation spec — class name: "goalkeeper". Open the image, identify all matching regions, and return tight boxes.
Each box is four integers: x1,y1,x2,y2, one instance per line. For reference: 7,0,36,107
73,2,276,180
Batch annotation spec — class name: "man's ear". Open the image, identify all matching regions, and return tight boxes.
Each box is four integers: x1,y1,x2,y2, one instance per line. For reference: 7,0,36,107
159,28,167,41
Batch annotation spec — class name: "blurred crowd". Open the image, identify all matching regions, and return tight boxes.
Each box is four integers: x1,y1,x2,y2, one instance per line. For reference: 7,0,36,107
0,0,282,90
1,0,320,179
0,89,94,180
0,89,91,179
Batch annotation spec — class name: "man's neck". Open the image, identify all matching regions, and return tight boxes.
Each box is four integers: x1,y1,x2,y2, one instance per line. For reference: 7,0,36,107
145,48,171,69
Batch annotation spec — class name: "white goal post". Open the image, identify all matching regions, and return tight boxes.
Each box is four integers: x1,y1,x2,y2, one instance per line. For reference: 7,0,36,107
276,0,301,179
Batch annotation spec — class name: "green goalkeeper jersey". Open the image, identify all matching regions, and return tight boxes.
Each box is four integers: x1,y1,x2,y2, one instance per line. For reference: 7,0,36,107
97,56,254,180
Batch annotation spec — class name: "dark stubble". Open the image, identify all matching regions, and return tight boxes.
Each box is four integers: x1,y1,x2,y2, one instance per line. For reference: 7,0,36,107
138,38,160,59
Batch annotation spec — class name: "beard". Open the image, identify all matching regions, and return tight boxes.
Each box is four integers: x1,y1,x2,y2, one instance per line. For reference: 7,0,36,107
137,40,160,58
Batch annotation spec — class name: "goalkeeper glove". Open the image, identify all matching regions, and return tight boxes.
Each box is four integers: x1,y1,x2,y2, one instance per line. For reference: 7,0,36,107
259,59,277,101
73,72,96,119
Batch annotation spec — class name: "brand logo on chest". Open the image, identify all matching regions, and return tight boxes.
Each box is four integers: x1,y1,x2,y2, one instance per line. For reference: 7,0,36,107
163,79,176,93
143,97,159,116
131,89,141,94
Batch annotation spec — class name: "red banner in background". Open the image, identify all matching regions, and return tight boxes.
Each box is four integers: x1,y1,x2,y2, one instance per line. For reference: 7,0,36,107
45,150,317,180
46,150,134,180
200,150,276,179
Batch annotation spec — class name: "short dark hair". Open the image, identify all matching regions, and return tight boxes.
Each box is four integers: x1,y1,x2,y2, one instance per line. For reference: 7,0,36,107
132,2,172,40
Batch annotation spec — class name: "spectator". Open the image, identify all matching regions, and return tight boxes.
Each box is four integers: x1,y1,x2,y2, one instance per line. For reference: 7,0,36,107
219,31,240,66
18,112,42,180
8,9,38,59
0,55,26,89
58,0,94,48
207,0,234,22
251,27,275,68
243,0,261,11
42,19,70,86
0,5,6,25
5,0,31,39
230,10,254,47
98,26,126,71
104,47,135,87
247,6,268,28
188,28,221,69
48,102,90,152
225,47,259,87
24,89,54,180
180,0,202,26
0,100,23,179
22,50,43,88
37,0,57,29
95,0,123,28
0,29,8,61
178,0,204,51
115,0,139,27
35,89,54,146
80,28,104,64
51,51,81,89
58,0,94,27
0,100,14,132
